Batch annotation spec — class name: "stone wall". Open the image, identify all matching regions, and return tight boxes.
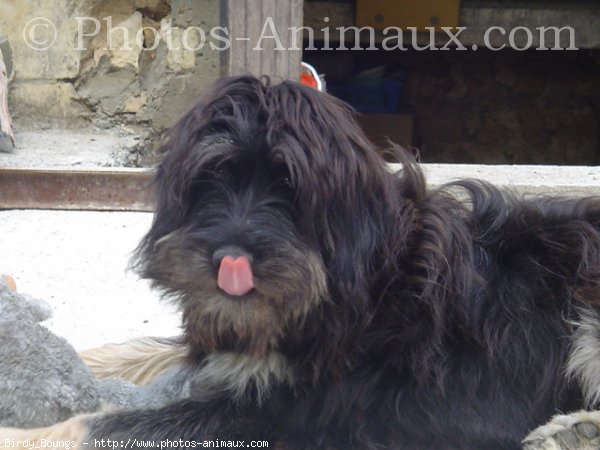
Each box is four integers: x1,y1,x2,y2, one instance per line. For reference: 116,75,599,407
0,0,220,137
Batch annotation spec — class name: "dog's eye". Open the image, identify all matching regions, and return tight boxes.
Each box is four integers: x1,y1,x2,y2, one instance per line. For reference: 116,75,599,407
281,175,293,189
214,161,232,178
271,164,294,193
276,174,294,192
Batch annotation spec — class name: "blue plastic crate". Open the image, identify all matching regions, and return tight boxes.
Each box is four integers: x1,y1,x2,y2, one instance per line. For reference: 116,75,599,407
328,79,403,114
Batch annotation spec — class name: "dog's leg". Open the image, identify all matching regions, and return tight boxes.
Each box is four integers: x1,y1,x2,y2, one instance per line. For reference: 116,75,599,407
523,411,600,450
79,337,186,385
0,413,94,450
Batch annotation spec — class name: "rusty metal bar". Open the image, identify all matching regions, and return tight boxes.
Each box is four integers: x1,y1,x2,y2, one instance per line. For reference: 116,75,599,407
0,168,154,211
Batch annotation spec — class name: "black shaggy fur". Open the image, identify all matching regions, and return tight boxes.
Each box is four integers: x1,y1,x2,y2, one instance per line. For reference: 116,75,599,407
88,76,600,449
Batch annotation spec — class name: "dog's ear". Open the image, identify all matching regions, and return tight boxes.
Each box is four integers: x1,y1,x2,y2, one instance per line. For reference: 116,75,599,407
268,83,412,304
137,109,206,259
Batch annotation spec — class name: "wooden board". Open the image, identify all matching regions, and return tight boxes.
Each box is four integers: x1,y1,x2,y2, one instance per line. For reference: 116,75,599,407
355,0,460,31
0,45,14,153
225,0,303,80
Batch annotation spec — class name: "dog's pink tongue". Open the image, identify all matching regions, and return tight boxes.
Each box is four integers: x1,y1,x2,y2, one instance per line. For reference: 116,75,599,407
217,255,254,296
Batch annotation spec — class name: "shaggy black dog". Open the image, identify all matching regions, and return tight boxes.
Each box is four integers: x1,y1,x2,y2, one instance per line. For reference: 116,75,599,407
84,76,600,449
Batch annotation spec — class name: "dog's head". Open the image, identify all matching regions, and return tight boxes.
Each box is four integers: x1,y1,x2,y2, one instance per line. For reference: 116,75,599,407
136,76,404,361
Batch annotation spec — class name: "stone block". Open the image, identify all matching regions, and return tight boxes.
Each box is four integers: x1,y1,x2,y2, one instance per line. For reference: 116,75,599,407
9,82,90,129
77,65,140,116
91,11,143,71
137,70,216,130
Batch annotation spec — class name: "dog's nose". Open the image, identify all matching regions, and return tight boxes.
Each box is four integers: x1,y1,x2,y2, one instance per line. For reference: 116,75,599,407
212,245,253,268
212,246,255,296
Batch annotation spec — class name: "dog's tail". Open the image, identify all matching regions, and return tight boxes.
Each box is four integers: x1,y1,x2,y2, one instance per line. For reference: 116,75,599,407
79,336,186,385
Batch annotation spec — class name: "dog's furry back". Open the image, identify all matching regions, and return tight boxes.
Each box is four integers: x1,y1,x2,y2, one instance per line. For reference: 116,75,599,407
88,76,600,449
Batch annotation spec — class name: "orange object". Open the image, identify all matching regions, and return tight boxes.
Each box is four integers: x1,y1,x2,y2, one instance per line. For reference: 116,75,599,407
300,62,323,92
1,274,16,291
300,72,319,90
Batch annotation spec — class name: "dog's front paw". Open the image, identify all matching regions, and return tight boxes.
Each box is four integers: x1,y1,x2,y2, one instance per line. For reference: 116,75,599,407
523,411,600,450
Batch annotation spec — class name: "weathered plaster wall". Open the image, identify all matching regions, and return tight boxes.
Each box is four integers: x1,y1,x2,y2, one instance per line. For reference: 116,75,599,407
1,0,220,136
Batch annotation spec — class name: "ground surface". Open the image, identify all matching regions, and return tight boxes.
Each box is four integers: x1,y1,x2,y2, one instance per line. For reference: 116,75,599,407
0,210,180,350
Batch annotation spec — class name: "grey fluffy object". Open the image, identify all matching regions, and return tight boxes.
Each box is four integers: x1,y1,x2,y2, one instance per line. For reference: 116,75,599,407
0,279,190,428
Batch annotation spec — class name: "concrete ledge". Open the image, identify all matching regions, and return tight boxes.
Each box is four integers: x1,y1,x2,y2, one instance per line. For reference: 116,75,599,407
418,164,600,197
0,131,140,168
